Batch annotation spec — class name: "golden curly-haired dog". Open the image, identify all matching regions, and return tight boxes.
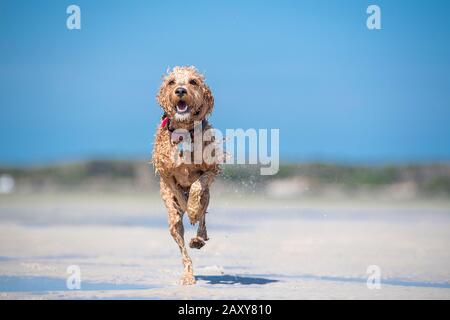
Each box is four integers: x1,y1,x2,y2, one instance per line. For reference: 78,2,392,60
152,66,219,285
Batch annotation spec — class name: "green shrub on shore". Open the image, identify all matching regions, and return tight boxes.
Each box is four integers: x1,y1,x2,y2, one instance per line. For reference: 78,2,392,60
1,160,449,197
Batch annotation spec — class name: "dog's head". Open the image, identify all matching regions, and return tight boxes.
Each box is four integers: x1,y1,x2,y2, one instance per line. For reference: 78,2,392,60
157,66,214,123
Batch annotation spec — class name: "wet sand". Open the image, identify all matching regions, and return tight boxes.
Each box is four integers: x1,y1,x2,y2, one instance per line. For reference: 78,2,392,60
0,193,449,299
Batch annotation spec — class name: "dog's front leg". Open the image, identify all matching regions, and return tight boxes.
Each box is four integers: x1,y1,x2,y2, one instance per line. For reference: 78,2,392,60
187,171,215,249
187,171,215,224
160,178,195,285
189,189,209,249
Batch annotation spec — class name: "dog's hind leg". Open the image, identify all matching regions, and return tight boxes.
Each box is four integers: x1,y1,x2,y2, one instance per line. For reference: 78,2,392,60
189,188,210,249
163,176,188,213
160,179,195,285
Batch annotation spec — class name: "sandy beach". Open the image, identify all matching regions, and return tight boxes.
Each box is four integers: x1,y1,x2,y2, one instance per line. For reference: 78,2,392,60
0,193,449,299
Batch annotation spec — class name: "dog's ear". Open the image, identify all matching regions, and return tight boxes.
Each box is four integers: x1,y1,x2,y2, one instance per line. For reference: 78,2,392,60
156,79,169,113
202,84,214,117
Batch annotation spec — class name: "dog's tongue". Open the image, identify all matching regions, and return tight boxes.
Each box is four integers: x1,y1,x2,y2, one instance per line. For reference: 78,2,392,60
177,101,188,112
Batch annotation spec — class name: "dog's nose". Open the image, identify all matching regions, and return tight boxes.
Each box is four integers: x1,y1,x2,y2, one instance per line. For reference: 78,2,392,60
175,87,187,97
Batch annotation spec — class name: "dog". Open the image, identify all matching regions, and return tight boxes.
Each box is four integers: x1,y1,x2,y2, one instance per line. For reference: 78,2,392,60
152,66,219,285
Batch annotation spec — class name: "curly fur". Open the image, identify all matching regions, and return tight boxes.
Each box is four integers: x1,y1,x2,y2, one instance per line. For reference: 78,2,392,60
152,66,219,285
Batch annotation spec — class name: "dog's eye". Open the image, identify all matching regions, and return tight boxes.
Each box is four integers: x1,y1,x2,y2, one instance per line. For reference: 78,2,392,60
189,79,198,86
168,79,175,85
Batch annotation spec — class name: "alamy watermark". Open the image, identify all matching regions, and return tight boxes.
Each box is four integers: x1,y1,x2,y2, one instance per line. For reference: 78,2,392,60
367,5,381,30
65,5,381,31
66,4,81,30
66,265,81,290
366,265,381,289
168,121,279,175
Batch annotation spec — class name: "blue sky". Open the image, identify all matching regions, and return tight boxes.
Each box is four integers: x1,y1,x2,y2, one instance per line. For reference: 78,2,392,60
1,0,449,165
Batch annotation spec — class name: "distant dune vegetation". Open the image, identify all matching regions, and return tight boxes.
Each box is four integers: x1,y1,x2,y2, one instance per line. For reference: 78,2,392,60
1,160,449,200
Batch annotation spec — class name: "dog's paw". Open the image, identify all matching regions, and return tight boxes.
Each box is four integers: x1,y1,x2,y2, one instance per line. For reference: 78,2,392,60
189,236,206,249
180,273,196,285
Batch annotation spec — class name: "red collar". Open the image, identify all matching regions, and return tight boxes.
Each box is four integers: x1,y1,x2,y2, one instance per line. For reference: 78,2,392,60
160,116,206,133
160,116,169,129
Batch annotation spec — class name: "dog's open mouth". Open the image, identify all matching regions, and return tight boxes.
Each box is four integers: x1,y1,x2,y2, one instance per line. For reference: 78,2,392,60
176,101,189,114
